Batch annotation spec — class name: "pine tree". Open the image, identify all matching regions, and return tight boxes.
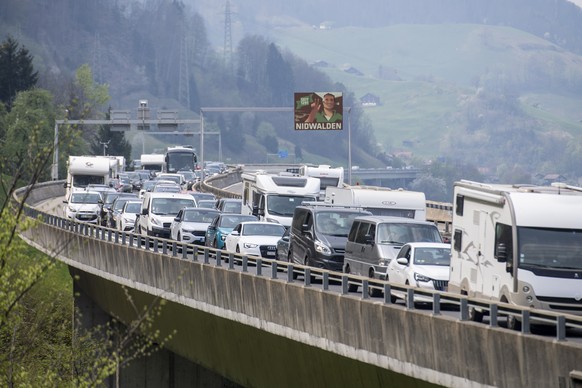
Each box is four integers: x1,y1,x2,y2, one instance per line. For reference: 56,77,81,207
0,36,38,110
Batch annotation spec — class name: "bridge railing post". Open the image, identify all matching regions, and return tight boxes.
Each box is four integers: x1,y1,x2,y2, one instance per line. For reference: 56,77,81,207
341,275,349,294
384,284,393,304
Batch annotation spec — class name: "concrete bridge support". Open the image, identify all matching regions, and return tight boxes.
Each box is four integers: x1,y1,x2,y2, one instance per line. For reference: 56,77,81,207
73,274,239,387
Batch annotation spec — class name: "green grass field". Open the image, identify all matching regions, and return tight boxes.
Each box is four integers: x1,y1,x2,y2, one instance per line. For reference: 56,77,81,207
272,24,582,160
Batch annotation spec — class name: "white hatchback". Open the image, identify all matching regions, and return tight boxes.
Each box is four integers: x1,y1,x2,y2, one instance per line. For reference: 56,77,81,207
387,242,451,302
63,191,103,224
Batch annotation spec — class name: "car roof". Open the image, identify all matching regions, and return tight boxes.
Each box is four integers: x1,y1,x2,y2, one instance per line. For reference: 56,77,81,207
405,242,451,249
298,205,371,214
238,221,283,226
353,215,435,226
145,192,194,199
182,207,219,213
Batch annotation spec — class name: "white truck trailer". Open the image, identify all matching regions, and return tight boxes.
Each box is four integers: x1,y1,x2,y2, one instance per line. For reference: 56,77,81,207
241,171,320,227
324,185,426,221
140,153,166,175
449,180,582,326
65,155,119,198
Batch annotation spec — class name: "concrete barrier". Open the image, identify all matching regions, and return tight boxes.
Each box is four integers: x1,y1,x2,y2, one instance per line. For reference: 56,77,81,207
19,218,582,388
15,181,582,388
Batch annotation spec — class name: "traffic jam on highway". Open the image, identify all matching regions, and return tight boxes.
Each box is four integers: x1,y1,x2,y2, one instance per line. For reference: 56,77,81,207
59,149,582,336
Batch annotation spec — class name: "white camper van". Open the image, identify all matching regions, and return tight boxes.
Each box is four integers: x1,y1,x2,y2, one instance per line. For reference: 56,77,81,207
65,156,119,198
450,180,582,326
324,185,427,221
298,164,344,198
241,171,320,227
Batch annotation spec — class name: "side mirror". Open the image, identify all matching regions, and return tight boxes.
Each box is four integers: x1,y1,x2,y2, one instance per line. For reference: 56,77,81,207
142,208,148,215
231,230,240,236
252,205,259,216
364,234,375,246
257,208,265,216
174,216,180,221
62,200,68,204
396,257,408,265
301,224,310,234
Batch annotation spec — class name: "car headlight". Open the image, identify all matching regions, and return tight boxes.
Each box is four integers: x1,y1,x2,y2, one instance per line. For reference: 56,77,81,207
151,217,161,226
266,218,280,224
243,242,258,249
68,206,77,212
220,234,227,241
414,273,431,283
123,217,133,223
314,240,332,256
182,229,194,234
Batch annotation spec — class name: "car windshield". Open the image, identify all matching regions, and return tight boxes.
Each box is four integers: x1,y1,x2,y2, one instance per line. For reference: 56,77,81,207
151,198,195,215
124,202,141,214
413,247,450,266
183,210,218,223
316,211,364,237
267,195,316,217
377,223,442,244
517,226,582,270
154,185,181,193
71,193,101,204
219,215,256,228
113,198,130,211
157,175,181,184
222,201,241,213
243,223,286,237
104,193,121,205
197,200,216,209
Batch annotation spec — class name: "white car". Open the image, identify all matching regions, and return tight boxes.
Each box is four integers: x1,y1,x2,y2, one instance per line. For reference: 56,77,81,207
387,242,451,302
63,191,103,224
225,221,286,258
170,207,220,244
117,200,142,232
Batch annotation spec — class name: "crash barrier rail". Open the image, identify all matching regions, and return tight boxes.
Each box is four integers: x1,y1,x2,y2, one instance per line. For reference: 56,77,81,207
18,200,582,342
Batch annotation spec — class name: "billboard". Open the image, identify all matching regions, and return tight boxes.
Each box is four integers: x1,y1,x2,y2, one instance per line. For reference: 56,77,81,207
294,92,343,130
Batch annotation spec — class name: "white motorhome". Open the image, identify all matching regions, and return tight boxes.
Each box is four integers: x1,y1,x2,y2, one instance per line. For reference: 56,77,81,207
298,164,344,198
450,180,582,325
65,156,118,198
241,171,320,227
324,185,426,221
140,153,166,175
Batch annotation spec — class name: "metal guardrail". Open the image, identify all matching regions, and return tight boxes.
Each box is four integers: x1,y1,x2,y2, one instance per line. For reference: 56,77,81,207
18,195,582,342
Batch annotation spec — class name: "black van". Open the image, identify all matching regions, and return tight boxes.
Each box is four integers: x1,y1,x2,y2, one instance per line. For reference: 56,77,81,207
288,203,371,273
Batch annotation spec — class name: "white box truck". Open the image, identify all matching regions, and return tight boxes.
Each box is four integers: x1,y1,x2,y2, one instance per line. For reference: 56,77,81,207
140,153,166,175
241,171,320,227
324,185,426,221
450,180,582,326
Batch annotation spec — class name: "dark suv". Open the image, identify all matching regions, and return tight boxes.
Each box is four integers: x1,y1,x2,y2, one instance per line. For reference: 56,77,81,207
288,203,371,273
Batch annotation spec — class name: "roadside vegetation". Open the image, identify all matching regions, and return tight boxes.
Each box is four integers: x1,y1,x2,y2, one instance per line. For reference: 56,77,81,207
0,36,173,386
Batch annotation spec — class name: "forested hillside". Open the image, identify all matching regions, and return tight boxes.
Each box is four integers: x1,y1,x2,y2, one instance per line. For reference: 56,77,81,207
2,0,582,182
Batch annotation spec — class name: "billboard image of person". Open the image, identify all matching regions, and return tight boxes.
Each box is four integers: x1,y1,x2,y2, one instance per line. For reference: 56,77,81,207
294,92,343,130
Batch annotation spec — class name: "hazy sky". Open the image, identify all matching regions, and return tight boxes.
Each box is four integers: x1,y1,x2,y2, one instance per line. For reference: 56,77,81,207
568,0,582,7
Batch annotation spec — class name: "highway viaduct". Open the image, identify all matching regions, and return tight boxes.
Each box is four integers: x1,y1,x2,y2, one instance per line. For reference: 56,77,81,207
14,178,582,388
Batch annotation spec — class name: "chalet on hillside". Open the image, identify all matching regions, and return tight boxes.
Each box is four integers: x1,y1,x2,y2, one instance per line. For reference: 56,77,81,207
360,93,380,106
543,173,567,185
344,66,363,76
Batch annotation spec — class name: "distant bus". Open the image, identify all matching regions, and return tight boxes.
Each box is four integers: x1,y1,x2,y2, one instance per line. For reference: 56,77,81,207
165,146,198,173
